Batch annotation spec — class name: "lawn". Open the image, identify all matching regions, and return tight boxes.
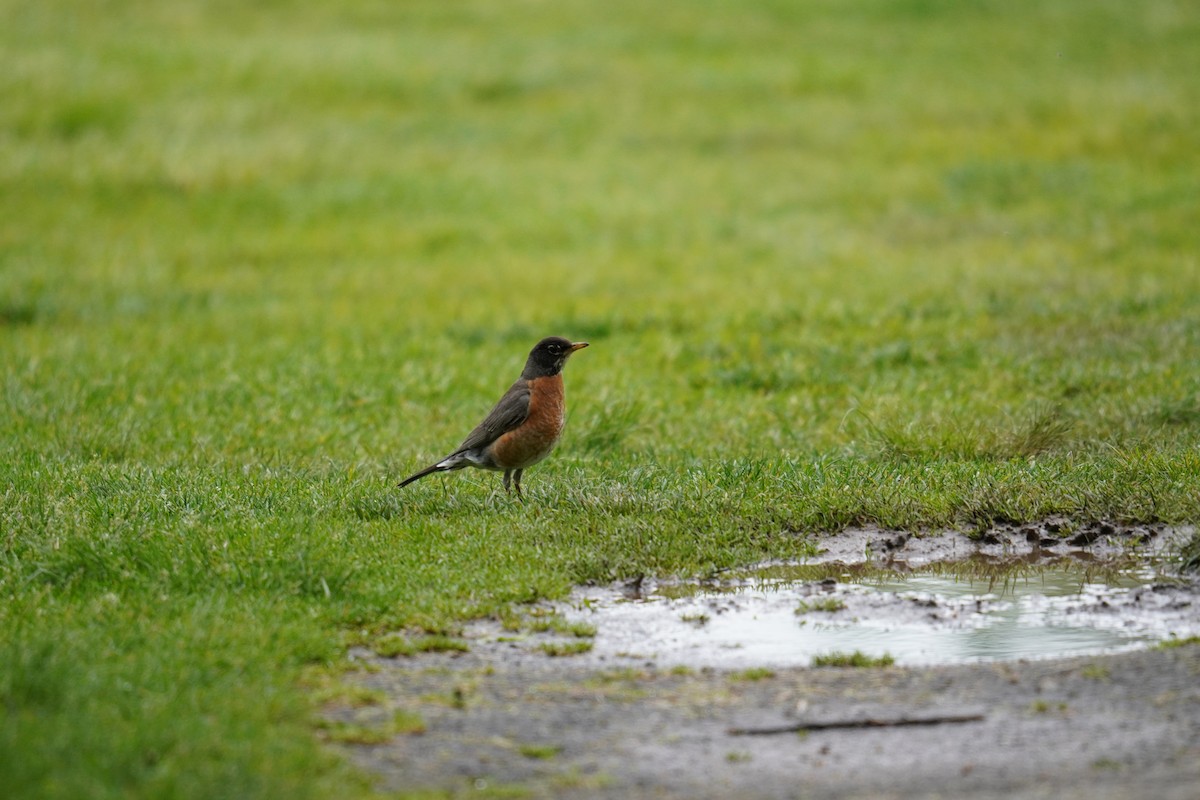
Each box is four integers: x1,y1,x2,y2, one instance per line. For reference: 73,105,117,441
2,1,1199,797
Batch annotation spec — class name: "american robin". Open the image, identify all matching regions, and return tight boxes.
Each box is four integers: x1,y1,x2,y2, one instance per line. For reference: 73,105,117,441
397,336,589,498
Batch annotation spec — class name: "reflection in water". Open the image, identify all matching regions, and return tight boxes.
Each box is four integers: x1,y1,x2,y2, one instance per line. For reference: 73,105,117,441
570,567,1195,668
850,571,1149,664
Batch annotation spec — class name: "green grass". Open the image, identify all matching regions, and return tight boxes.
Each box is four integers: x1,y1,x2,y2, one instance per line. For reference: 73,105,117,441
314,709,427,744
517,744,563,761
3,0,1200,798
795,598,848,615
812,651,897,669
371,634,470,659
538,641,595,658
1155,635,1200,650
525,615,597,638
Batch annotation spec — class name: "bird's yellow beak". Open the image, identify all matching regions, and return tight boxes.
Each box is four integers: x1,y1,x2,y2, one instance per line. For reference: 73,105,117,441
568,342,589,353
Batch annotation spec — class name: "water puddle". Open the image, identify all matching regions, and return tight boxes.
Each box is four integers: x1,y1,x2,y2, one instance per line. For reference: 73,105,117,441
560,566,1196,668
476,526,1199,669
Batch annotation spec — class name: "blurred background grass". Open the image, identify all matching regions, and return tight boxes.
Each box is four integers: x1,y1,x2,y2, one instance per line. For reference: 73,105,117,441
3,1,1200,797
5,0,1199,463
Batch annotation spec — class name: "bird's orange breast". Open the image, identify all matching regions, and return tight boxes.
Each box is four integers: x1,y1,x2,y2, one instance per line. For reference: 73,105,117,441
488,375,566,469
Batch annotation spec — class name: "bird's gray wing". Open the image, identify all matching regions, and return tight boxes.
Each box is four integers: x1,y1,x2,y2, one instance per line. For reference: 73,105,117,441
453,379,531,454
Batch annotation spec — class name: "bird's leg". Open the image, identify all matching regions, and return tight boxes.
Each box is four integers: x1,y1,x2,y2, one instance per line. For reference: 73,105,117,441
513,469,524,500
503,470,512,493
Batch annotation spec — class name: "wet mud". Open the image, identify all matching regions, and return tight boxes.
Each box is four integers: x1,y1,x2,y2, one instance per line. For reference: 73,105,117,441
796,518,1184,569
326,524,1200,799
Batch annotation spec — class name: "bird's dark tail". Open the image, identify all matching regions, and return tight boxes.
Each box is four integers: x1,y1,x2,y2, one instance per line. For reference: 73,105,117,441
398,453,472,487
397,463,446,488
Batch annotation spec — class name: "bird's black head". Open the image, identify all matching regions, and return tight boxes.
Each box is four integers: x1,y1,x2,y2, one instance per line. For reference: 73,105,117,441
522,336,589,378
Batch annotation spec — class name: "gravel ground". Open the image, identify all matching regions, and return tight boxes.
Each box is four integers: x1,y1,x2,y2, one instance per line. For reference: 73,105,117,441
332,645,1200,799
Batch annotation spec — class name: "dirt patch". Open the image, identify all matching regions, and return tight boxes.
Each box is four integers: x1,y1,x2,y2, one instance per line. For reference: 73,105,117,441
326,525,1200,798
795,519,1185,567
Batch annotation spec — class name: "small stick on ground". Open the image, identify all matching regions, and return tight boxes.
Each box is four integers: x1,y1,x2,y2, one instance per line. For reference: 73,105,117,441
728,711,985,736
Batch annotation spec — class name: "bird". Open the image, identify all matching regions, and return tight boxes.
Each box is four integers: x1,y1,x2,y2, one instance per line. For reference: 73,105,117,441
397,336,589,498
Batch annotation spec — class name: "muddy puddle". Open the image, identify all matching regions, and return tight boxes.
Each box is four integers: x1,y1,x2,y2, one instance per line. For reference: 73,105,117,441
465,524,1199,669
548,564,1197,668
